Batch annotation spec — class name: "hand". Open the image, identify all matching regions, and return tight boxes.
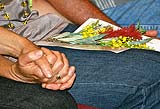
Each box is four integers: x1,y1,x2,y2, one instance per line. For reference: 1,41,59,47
41,48,76,90
145,30,158,38
40,47,67,83
21,44,60,79
42,66,76,90
10,49,54,83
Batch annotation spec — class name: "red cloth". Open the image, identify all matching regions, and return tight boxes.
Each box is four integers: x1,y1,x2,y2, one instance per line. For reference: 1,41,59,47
77,104,99,109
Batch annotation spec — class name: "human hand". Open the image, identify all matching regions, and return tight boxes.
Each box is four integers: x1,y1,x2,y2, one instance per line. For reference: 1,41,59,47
42,66,76,90
145,30,158,38
9,49,55,83
41,48,76,90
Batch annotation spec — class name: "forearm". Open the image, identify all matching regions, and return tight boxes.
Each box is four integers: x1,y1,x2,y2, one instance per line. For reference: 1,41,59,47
47,0,119,26
0,27,38,57
32,0,72,23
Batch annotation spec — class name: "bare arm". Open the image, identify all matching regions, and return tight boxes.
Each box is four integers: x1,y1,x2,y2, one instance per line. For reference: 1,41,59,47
0,27,55,79
0,27,76,88
0,27,38,57
0,50,51,83
32,0,71,23
46,0,119,26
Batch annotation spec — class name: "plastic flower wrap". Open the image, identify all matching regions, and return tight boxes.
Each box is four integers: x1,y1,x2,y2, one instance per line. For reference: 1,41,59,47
47,18,158,51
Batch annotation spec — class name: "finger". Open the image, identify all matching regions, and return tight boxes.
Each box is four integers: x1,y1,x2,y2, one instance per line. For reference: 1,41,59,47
42,83,62,90
58,53,70,78
41,47,57,65
19,50,43,66
145,30,158,37
35,55,53,78
33,69,50,83
32,68,45,81
51,51,64,76
45,53,69,83
57,66,75,84
60,73,76,90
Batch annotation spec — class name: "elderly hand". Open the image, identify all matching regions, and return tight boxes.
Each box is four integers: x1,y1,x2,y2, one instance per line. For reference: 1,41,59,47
10,49,50,83
41,47,76,90
10,47,64,83
42,66,76,90
10,47,76,90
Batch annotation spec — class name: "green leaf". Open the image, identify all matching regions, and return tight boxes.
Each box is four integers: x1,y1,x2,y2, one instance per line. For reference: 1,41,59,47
70,34,106,44
136,22,146,34
57,35,82,42
52,32,81,39
127,38,152,45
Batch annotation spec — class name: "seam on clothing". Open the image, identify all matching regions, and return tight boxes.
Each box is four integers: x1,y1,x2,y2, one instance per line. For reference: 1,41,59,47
141,79,160,109
76,82,137,88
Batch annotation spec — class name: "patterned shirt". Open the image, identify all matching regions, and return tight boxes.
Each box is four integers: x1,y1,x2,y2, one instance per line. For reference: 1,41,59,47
0,0,68,42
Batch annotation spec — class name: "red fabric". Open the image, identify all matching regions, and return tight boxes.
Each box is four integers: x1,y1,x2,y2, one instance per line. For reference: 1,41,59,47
77,104,99,109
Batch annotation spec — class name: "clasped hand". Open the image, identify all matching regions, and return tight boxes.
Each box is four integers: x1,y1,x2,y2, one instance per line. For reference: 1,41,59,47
10,47,76,90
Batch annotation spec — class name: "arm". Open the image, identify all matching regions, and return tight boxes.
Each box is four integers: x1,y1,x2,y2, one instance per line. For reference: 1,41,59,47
0,27,76,89
0,51,44,83
0,51,76,90
32,0,72,23
0,49,55,83
0,27,54,78
46,0,119,26
0,27,38,57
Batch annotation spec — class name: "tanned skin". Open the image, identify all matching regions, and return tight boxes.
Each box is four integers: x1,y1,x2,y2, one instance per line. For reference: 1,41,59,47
46,0,119,26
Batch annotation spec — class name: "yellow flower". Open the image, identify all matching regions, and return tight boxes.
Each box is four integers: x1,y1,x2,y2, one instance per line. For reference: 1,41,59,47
81,24,101,38
111,38,116,43
112,43,121,48
122,37,127,42
99,27,106,33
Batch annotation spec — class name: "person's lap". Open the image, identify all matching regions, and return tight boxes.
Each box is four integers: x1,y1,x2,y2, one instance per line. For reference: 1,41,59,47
44,46,160,109
49,0,160,108
0,77,77,109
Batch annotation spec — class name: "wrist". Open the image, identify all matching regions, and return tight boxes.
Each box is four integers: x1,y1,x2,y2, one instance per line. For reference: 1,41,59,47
9,63,22,82
20,38,40,56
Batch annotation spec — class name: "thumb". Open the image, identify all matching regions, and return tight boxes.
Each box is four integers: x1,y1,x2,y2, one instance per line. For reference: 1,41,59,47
19,50,43,66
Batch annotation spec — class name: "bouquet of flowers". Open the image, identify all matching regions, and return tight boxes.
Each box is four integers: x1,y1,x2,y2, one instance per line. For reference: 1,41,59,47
46,18,160,53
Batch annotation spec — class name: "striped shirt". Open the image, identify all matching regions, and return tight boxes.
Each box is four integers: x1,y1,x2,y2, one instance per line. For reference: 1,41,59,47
90,0,135,10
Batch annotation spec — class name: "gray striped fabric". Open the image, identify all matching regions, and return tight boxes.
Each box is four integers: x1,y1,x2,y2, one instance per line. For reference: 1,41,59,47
90,0,135,10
